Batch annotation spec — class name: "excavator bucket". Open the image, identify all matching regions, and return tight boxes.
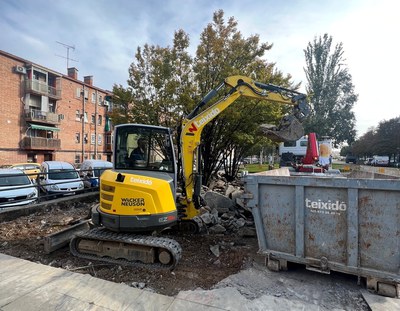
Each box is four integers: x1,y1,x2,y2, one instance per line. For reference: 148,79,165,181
259,116,305,143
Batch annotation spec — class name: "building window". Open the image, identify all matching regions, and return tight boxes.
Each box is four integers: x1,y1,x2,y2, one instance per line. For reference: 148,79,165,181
49,101,56,113
98,115,102,125
84,112,88,123
98,134,102,145
98,95,103,104
92,92,96,103
84,133,88,144
91,114,95,124
75,132,80,143
91,134,96,145
105,133,112,146
97,154,102,160
75,154,81,164
91,154,96,160
75,110,81,121
76,88,81,98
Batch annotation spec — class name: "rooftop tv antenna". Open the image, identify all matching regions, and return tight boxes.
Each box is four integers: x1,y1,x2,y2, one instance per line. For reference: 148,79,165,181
55,41,78,69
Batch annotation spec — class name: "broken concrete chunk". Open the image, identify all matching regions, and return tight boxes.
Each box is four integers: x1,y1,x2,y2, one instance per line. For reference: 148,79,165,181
210,245,220,257
208,224,227,234
203,191,236,212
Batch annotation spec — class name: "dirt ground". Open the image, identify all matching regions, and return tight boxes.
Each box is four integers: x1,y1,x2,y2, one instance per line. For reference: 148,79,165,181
0,200,375,310
0,201,260,297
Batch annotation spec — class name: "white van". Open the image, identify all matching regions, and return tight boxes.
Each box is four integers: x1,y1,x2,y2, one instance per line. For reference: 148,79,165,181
371,155,389,167
39,161,84,196
79,160,113,188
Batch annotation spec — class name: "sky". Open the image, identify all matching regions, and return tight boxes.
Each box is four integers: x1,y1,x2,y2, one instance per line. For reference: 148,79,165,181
1,0,399,137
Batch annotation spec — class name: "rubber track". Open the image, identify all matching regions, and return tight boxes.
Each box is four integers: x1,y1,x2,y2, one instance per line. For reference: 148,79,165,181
70,227,182,270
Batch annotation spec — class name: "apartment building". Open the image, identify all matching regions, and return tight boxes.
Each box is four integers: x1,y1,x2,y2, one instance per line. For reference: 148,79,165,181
0,50,113,166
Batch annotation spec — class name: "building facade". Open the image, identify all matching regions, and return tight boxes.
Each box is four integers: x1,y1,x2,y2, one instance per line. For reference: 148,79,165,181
0,50,113,166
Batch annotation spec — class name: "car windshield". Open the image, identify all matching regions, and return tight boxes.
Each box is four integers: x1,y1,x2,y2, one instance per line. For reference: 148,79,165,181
48,169,79,180
0,174,30,186
93,168,109,178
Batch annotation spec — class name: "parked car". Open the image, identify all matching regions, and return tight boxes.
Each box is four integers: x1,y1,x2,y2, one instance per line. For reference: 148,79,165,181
79,160,113,188
362,158,373,165
279,152,296,167
39,161,84,196
370,155,389,167
0,169,38,207
345,155,357,164
10,162,41,181
391,161,400,168
243,156,259,164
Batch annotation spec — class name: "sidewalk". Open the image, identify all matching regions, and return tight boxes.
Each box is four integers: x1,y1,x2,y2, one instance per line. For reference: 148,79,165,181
1,253,399,311
0,253,182,311
0,253,320,311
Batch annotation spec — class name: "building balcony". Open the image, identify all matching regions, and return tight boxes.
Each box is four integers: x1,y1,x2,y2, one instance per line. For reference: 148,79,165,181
21,137,61,151
24,79,62,99
24,109,60,125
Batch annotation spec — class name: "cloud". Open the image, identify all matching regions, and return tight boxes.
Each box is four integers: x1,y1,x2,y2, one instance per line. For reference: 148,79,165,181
1,0,399,136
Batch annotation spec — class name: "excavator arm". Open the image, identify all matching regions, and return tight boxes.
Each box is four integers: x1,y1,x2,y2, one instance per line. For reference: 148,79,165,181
179,75,310,219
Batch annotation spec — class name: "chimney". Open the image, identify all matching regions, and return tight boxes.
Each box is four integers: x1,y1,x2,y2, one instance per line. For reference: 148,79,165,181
67,67,78,80
84,75,93,86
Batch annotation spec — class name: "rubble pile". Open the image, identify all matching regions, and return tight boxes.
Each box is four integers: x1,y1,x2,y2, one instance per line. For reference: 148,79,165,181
198,172,256,237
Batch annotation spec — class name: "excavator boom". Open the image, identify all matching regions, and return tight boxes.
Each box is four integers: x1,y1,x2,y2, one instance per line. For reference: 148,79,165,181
180,75,310,219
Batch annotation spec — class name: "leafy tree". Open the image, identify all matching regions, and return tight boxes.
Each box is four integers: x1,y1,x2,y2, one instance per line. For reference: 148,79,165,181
193,10,298,183
351,128,377,157
304,34,357,145
126,29,195,130
374,118,400,157
346,117,400,162
112,10,301,185
108,84,135,125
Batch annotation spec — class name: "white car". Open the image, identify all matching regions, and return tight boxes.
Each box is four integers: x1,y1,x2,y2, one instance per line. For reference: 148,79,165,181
0,169,38,207
39,161,84,196
79,160,113,188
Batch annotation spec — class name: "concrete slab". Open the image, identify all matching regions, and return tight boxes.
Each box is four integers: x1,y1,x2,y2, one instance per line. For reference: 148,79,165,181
0,253,173,311
176,287,248,309
0,253,30,271
168,298,224,311
124,290,174,311
0,254,67,307
2,290,110,311
4,271,145,311
361,289,400,311
176,286,321,311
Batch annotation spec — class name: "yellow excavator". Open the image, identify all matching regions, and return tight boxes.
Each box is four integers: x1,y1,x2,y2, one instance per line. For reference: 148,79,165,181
70,75,310,269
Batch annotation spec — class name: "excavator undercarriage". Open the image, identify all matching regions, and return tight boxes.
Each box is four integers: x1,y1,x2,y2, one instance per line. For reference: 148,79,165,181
70,228,182,269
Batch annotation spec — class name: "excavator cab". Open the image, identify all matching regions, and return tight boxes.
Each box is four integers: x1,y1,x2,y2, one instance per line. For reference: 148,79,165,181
96,124,178,232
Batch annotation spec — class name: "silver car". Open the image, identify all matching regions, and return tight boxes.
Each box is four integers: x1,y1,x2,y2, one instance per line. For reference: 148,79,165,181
0,169,38,207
